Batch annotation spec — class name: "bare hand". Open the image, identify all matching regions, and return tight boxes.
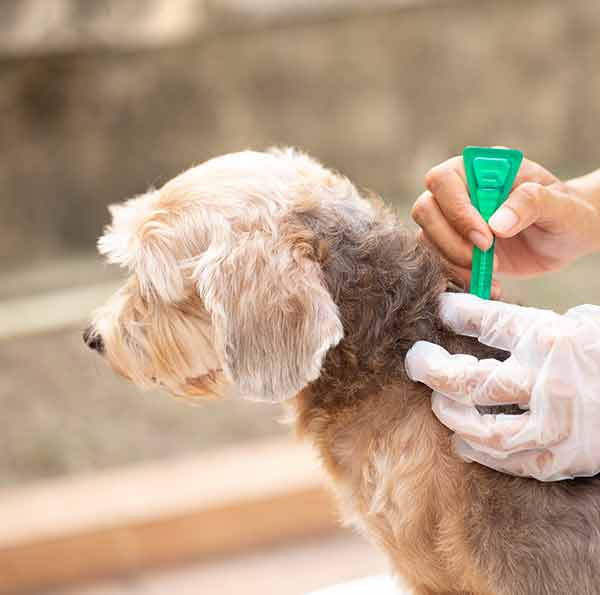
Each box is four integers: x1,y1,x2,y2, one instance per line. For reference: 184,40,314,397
412,155,600,294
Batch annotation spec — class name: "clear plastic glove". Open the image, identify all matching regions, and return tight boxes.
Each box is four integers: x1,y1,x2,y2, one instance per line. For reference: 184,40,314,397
405,293,600,481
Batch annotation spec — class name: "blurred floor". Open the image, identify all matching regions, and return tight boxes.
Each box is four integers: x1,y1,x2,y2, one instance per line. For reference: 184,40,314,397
41,531,388,595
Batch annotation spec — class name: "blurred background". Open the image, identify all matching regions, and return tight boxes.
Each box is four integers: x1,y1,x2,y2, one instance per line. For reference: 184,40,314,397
1,0,599,593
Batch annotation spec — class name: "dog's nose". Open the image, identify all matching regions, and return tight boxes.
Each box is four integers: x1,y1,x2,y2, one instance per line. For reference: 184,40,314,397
83,326,104,354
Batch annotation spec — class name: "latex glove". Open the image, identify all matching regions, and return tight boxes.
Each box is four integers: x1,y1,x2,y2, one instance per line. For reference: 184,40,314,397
405,292,600,481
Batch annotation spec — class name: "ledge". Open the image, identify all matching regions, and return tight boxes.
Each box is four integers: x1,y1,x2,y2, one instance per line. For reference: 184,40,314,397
0,281,120,341
0,437,338,593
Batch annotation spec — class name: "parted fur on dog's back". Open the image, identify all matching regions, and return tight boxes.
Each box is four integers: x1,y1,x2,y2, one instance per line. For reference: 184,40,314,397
292,197,600,595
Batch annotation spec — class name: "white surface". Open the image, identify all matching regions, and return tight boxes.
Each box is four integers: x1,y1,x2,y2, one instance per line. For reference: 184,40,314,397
307,575,403,595
45,533,388,595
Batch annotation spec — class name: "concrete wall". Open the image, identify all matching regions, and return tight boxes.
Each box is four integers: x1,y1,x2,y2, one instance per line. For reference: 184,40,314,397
1,0,599,271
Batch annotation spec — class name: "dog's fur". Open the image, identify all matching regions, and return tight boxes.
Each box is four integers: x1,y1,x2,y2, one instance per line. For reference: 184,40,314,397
89,149,600,595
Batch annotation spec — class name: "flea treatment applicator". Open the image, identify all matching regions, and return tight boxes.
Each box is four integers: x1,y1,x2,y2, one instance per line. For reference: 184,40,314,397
463,146,523,299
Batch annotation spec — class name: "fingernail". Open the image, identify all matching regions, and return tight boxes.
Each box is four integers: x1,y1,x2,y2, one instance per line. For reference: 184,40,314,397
489,207,519,234
491,282,502,300
468,230,492,251
493,254,500,272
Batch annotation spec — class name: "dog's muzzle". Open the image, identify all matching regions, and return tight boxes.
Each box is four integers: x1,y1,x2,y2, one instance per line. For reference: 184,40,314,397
83,326,104,354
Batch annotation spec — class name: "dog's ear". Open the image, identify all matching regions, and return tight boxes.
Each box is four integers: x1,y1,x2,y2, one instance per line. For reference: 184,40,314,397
193,231,343,402
98,192,185,302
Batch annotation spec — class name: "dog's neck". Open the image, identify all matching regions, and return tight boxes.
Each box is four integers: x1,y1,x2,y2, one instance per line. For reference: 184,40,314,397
302,206,451,404
298,203,508,417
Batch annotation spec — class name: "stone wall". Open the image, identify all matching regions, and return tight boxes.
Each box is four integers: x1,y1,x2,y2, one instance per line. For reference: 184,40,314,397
1,0,599,270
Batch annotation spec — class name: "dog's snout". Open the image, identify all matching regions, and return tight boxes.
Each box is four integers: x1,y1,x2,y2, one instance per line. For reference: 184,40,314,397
83,326,104,354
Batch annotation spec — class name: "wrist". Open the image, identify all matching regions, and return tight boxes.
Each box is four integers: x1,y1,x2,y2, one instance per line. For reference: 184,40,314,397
565,169,600,201
563,171,600,254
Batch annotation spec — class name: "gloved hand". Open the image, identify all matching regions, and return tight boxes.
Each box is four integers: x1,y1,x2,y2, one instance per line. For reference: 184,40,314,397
405,292,600,481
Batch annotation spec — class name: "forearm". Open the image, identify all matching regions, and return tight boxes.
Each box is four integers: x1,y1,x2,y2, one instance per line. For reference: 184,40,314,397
565,169,600,253
567,168,600,205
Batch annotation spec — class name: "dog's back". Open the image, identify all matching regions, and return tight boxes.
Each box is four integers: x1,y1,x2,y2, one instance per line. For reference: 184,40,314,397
295,200,600,595
467,467,600,595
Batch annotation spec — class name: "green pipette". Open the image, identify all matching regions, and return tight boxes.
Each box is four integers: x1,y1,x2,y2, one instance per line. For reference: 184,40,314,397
463,146,523,299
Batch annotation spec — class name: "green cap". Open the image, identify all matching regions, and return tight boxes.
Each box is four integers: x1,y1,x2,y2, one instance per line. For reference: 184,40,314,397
463,146,523,299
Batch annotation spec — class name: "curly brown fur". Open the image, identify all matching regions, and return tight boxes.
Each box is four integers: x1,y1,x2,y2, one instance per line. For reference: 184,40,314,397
294,200,600,595
89,148,600,595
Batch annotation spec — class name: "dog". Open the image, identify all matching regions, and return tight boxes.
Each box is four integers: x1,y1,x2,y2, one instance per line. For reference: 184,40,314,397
86,148,600,595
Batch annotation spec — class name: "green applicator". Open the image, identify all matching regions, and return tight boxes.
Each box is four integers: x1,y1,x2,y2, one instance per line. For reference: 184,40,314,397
463,146,523,299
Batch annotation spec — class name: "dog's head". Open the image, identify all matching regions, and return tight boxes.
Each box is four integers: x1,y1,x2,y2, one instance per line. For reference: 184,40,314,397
87,149,376,402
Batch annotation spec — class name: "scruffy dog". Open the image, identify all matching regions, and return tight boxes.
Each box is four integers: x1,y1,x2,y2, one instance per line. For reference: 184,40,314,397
86,149,600,595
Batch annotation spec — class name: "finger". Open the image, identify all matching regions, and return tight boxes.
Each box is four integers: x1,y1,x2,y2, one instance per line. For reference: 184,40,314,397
564,304,600,328
424,158,493,251
417,232,502,299
432,391,571,455
432,393,536,453
452,437,562,481
417,229,470,288
512,158,558,188
406,343,532,405
438,292,556,351
489,181,571,238
412,192,475,268
528,375,574,450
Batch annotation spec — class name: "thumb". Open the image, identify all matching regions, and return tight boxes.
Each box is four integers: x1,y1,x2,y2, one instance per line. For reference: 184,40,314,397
488,182,571,238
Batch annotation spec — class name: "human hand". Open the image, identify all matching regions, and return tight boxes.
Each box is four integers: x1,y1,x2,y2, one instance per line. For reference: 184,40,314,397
405,292,600,481
412,155,600,294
